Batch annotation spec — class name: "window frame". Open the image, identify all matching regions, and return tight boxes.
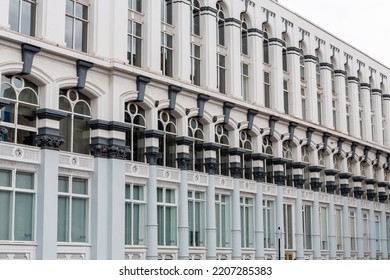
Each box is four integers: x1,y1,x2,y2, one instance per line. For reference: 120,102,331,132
65,0,89,53
125,183,146,245
8,0,37,36
157,186,177,246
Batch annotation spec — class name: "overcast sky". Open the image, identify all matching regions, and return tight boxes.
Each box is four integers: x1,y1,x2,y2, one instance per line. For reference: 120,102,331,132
278,0,390,68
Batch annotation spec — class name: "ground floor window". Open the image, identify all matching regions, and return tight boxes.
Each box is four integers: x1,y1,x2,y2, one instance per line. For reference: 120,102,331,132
240,196,254,248
188,190,205,247
216,194,230,248
303,204,312,249
263,199,275,248
125,184,145,245
157,187,177,246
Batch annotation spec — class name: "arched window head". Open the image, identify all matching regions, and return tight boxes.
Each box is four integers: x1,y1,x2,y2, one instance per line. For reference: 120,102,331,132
125,102,146,162
59,89,91,154
158,110,177,167
188,118,204,172
301,146,310,163
191,0,200,36
262,136,273,155
0,74,39,145
318,150,325,166
241,14,248,55
215,124,229,176
283,141,293,160
216,3,225,46
240,131,252,180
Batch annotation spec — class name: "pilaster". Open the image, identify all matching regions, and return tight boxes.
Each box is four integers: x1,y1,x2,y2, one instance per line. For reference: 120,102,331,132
360,83,372,141
348,76,361,138
372,89,383,145
334,70,348,133
287,47,302,118
320,63,334,129
269,38,284,112
225,17,241,98
304,55,319,124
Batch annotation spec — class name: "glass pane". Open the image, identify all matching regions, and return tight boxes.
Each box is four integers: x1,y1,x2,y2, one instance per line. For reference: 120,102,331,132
0,191,11,240
65,16,74,49
19,88,38,104
21,0,35,36
133,127,145,162
133,185,143,200
9,0,20,32
72,178,87,194
75,3,88,20
16,129,36,146
1,127,15,143
58,177,69,192
71,198,87,242
57,196,69,241
73,115,90,154
133,204,145,244
165,206,177,245
125,184,131,199
166,189,175,203
125,202,132,245
59,96,72,112
14,192,34,241
74,101,91,116
17,104,36,127
59,115,72,152
0,170,11,187
66,0,74,15
0,83,16,99
157,205,164,245
16,172,33,189
157,188,163,203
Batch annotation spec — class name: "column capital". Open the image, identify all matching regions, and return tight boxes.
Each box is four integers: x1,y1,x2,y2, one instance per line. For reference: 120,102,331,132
339,184,351,196
293,174,305,189
353,187,364,199
204,158,218,175
253,167,266,183
366,189,377,201
274,170,286,186
310,178,322,192
145,146,161,165
229,162,242,179
325,181,337,194
378,192,388,203
176,153,191,170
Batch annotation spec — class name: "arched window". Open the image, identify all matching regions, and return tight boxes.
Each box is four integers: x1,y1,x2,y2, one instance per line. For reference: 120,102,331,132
161,0,172,24
0,74,39,145
190,0,200,36
301,146,310,189
158,110,177,167
216,3,225,46
299,49,305,81
263,31,269,64
239,131,252,180
240,14,248,55
59,89,91,154
188,118,204,172
125,102,146,162
283,141,293,186
262,136,273,183
215,124,229,176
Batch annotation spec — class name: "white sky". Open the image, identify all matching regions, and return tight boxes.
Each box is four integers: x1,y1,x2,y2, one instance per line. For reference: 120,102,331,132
278,0,390,68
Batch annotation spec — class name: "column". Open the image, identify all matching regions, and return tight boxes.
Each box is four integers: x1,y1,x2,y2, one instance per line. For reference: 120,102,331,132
334,70,348,134
144,130,164,260
89,120,130,259
287,47,303,118
304,55,319,124
0,0,10,28
204,143,220,260
200,5,217,91
229,148,244,260
339,172,352,259
378,183,389,259
372,89,384,145
273,158,289,260
269,38,284,112
365,179,377,259
360,83,372,141
292,162,307,260
320,63,334,129
225,17,241,98
383,94,390,148
309,166,323,260
35,109,67,259
253,154,268,260
38,0,67,45
353,176,365,259
173,0,191,82
348,76,361,138
176,136,193,260
325,169,338,259
143,0,162,73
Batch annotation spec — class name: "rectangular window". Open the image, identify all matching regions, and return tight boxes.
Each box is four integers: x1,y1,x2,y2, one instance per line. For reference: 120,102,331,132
190,43,201,86
359,110,363,138
127,20,142,67
375,214,381,251
263,200,275,248
320,206,328,250
9,0,36,36
57,176,89,242
363,212,369,251
346,105,351,135
157,187,177,246
317,93,322,125
215,194,230,248
65,0,88,52
283,204,293,250
282,48,287,72
188,191,205,247
128,0,142,12
161,0,172,24
125,184,145,245
303,204,312,249
240,197,254,248
0,170,35,241
387,216,390,251
161,32,173,77
350,211,356,251
336,208,343,250
332,98,337,129
301,87,306,120
264,72,270,108
241,63,249,101
217,54,226,94
283,80,289,114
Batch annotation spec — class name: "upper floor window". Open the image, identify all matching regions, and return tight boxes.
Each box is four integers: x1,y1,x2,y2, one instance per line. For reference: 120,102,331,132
125,103,146,162
216,3,225,46
0,74,38,146
282,47,287,72
65,0,88,52
188,118,204,172
59,89,91,154
127,20,142,67
241,63,249,101
161,32,173,77
217,54,226,94
128,0,142,13
190,0,200,36
0,169,35,241
215,124,229,176
158,110,177,168
161,0,172,24
9,0,36,36
299,49,305,81
240,15,248,55
190,43,201,86
263,31,269,64
315,56,321,87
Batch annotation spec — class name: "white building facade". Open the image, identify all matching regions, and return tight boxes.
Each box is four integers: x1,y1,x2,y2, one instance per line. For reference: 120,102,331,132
0,0,390,260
